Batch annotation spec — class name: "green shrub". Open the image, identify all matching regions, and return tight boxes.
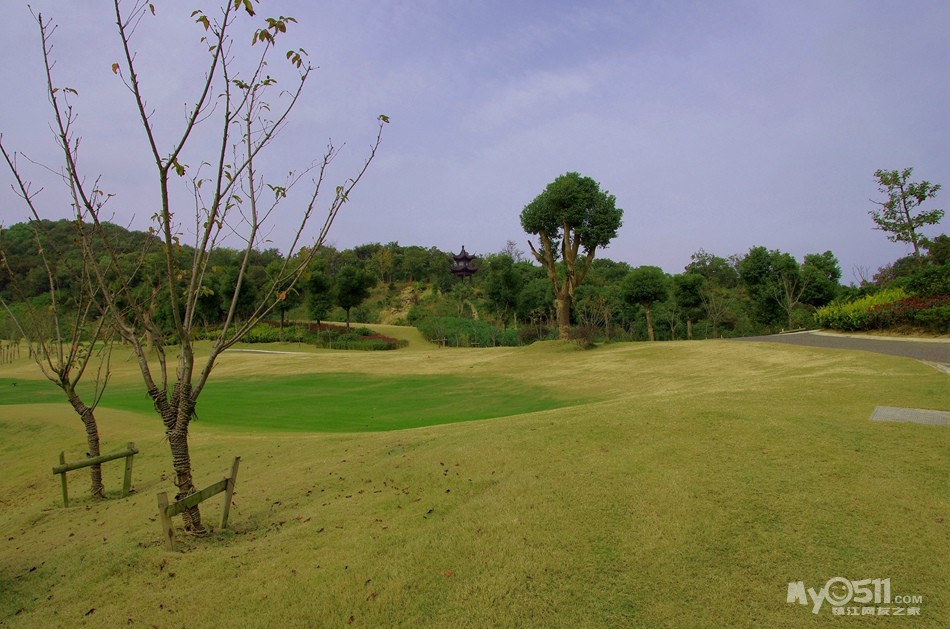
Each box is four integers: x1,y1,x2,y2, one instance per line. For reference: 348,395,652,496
237,323,285,343
906,263,950,297
198,321,406,350
872,296,950,331
913,305,950,333
815,287,950,333
517,324,554,345
415,316,521,347
814,288,908,331
569,324,598,349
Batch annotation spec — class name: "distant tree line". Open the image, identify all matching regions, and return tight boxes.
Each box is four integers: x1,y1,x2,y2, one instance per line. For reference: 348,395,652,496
4,219,947,345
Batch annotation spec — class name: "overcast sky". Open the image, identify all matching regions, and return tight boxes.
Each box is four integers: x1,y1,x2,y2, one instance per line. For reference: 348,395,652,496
1,1,947,283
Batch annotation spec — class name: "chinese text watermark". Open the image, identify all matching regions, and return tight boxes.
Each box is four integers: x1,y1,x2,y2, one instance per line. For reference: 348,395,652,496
787,577,923,616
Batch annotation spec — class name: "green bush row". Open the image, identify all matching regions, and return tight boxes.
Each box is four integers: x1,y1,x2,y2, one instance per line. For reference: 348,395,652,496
415,316,521,347
871,297,950,334
814,288,950,333
813,288,907,330
913,305,950,333
199,322,406,350
815,288,907,331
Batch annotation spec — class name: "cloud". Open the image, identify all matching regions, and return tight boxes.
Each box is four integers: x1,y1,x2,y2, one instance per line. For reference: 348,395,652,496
462,70,597,132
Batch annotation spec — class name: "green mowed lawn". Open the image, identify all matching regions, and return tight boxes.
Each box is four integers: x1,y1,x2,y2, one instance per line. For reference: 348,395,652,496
0,373,581,432
0,338,948,627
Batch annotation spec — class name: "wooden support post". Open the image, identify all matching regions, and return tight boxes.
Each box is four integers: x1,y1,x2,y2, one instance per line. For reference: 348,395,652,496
158,456,241,551
53,443,139,508
59,451,69,508
157,492,176,551
220,457,241,529
122,442,135,497
52,444,139,474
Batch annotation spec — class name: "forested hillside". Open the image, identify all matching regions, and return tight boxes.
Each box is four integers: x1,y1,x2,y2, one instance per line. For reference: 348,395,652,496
2,219,948,345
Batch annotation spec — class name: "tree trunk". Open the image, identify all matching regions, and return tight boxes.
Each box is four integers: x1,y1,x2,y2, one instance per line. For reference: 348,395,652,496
82,416,105,499
901,197,924,266
345,307,351,331
687,318,693,340
167,427,205,533
555,295,571,340
645,303,655,342
67,391,105,499
153,382,206,534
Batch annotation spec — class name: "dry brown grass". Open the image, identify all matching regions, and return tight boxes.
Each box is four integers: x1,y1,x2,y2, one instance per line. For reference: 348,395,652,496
1,336,948,627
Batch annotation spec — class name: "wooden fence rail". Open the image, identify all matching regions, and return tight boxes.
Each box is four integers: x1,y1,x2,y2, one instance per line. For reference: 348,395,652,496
51,442,138,508
157,456,240,551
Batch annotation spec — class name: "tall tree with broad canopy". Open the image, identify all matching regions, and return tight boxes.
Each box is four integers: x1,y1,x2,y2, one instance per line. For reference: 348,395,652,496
799,251,841,307
1,2,386,534
520,172,623,340
870,168,943,266
335,266,377,330
738,246,830,330
672,272,705,339
482,252,526,329
685,249,740,288
621,266,669,341
306,269,334,325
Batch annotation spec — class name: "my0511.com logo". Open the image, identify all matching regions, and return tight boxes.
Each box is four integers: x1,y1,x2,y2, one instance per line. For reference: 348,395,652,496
787,577,924,616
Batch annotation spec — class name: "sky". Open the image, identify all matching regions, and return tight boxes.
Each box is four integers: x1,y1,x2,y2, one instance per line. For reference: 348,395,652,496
0,1,947,284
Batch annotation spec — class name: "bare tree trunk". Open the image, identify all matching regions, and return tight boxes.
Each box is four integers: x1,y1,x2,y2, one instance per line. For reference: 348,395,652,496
67,391,105,499
687,318,693,340
645,303,655,342
556,295,571,340
168,427,204,532
149,382,205,533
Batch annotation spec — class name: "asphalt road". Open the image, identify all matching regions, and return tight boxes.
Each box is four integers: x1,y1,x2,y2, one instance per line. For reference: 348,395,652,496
731,330,950,366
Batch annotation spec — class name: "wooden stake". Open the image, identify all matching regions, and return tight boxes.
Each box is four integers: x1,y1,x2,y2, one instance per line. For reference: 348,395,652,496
221,457,241,529
122,442,135,497
59,451,69,508
157,492,176,551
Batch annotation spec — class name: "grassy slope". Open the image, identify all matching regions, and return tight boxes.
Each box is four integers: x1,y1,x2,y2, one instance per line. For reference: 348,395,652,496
0,337,948,627
0,373,581,433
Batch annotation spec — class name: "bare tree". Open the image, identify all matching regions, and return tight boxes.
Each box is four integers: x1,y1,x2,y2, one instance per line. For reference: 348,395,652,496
4,2,385,533
663,302,680,340
852,265,872,287
771,271,810,330
0,213,112,500
699,286,730,338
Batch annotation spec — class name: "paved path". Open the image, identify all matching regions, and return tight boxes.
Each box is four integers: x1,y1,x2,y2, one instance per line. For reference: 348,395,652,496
731,330,950,366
